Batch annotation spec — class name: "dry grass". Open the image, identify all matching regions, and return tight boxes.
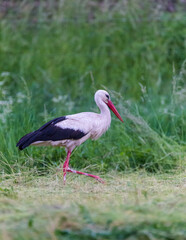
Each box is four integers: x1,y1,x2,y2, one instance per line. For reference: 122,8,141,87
0,170,185,239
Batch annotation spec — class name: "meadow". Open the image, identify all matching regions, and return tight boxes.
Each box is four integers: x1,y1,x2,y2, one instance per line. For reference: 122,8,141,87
0,0,186,239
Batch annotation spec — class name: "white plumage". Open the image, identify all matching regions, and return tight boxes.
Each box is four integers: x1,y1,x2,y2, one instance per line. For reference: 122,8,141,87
16,90,123,184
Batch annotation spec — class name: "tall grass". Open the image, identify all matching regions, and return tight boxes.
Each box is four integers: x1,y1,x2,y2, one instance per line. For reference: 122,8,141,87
0,0,185,174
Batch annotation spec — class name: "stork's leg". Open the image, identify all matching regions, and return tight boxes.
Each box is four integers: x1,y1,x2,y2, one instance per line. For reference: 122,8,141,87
67,167,104,184
63,150,71,184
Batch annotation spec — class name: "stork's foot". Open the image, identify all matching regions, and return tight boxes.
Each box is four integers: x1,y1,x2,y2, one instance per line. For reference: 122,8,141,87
94,176,105,184
63,174,67,185
67,167,105,184
55,165,67,184
55,165,104,184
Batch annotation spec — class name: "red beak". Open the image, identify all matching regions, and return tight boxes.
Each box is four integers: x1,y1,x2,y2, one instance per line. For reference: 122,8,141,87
107,100,124,122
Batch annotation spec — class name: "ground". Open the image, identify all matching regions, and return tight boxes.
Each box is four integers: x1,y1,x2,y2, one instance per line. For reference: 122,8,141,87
0,170,185,240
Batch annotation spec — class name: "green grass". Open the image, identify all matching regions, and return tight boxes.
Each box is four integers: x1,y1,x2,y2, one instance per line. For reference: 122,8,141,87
0,1,186,239
0,4,185,173
0,171,186,240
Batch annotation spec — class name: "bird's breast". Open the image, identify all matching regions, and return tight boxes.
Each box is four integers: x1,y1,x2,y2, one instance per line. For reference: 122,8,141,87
90,116,111,140
65,112,111,141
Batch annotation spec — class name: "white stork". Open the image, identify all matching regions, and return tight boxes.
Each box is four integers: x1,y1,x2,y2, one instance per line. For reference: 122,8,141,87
16,90,123,184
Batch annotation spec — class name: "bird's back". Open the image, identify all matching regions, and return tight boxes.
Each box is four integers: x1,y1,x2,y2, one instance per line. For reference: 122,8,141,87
16,111,111,151
66,112,111,140
16,115,88,150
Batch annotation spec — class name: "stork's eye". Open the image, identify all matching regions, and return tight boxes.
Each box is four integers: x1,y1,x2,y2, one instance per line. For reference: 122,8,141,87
105,94,109,99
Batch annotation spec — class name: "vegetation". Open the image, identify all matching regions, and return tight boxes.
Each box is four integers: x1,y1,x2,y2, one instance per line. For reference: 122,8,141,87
1,171,186,240
0,0,185,239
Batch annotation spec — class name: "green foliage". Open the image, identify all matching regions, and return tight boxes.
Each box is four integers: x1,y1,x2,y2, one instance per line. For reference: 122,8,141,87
0,172,186,240
0,0,185,174
0,186,17,198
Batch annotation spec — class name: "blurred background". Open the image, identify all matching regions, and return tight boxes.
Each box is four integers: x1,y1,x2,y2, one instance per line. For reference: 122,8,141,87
0,0,185,173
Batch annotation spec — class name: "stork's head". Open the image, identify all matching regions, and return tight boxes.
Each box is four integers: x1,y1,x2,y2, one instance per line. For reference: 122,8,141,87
94,90,124,122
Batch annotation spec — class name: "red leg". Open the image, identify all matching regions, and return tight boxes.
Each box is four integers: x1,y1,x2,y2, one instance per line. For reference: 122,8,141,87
63,151,71,184
67,167,104,184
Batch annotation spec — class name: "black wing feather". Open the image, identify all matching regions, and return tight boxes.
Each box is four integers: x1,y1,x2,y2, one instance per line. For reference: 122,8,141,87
16,116,86,150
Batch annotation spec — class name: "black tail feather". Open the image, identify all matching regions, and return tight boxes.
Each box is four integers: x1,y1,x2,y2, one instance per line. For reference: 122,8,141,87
16,131,37,150
16,116,67,150
16,116,87,151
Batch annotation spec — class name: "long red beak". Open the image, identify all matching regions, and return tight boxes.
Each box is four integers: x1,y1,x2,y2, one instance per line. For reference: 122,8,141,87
107,100,124,122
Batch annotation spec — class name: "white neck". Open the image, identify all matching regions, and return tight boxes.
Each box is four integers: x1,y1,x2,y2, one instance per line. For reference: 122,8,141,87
95,97,111,119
